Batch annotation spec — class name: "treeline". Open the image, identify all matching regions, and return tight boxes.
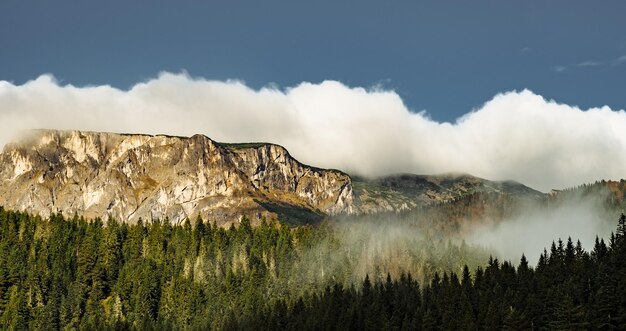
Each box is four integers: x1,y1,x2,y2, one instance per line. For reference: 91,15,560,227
0,207,488,330
245,214,626,330
552,179,626,210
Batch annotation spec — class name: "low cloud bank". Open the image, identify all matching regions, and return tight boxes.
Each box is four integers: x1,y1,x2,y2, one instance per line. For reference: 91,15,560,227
1,72,625,191
462,194,619,265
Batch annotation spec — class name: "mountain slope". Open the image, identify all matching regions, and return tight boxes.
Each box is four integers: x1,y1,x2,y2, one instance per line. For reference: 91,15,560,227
0,130,353,225
549,179,626,210
0,129,549,226
352,173,545,213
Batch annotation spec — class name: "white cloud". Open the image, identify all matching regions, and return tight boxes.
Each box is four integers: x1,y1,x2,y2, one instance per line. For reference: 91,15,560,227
1,72,625,192
612,55,626,66
463,193,618,264
577,60,602,67
551,65,567,72
520,47,532,53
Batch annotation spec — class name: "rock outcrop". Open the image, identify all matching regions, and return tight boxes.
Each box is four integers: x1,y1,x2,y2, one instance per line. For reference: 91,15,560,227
0,130,353,225
0,129,548,226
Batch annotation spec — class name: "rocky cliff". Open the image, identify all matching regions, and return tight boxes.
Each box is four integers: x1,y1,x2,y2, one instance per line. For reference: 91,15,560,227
0,130,353,225
0,130,547,226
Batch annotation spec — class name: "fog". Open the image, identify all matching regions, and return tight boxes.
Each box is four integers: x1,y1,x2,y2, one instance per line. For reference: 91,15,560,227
461,192,620,265
287,190,622,286
1,73,625,192
287,219,490,287
301,193,622,285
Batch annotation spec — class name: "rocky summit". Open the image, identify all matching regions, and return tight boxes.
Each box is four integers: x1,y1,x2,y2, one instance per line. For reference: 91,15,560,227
0,130,353,225
0,130,545,226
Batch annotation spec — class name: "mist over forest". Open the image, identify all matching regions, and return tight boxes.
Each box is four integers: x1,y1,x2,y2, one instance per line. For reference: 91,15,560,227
1,184,625,329
3,0,626,328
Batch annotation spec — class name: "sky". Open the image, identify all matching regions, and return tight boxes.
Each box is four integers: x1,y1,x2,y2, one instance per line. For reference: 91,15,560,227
1,1,625,191
1,0,626,122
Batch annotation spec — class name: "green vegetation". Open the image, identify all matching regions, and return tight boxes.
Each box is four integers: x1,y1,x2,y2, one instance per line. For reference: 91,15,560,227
1,203,624,329
218,142,271,150
0,207,488,330
255,201,325,226
246,214,626,330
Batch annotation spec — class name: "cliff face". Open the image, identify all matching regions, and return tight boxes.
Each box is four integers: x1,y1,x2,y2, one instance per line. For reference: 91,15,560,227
0,130,353,225
0,130,547,225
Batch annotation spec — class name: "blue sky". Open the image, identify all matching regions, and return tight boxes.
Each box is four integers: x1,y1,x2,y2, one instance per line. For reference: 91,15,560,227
1,0,625,122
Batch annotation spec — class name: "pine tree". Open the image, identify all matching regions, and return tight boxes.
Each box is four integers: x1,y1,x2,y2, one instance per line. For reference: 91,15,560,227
0,285,29,330
617,213,626,238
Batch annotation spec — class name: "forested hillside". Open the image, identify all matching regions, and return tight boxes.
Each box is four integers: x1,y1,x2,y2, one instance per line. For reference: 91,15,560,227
0,207,488,330
1,206,624,329
252,214,626,330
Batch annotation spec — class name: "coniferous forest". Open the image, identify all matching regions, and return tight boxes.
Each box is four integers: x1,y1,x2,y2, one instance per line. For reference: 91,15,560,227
0,206,625,330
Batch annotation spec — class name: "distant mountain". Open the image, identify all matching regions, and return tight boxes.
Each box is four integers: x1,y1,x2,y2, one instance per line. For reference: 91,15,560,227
352,173,545,214
0,130,571,226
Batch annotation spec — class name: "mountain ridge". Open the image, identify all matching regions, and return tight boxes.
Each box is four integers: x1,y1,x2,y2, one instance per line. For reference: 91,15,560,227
351,172,544,214
0,129,551,225
0,129,353,225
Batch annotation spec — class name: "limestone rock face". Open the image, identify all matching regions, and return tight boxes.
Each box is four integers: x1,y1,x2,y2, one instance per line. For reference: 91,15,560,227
0,130,354,225
0,130,546,225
